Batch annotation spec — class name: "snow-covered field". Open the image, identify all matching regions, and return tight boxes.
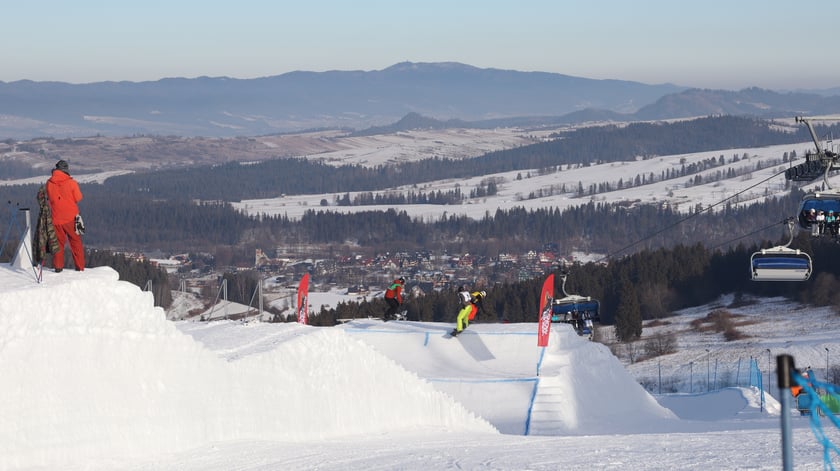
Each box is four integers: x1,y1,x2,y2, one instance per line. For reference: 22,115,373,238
0,127,541,186
233,141,814,221
270,127,544,167
2,264,839,470
625,296,840,395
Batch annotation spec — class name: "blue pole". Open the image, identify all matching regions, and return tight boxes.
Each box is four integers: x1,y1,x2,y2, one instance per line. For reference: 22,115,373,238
753,359,765,412
777,354,795,471
779,390,793,471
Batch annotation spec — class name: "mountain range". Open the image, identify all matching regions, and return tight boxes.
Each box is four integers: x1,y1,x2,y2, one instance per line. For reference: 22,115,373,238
1,61,839,139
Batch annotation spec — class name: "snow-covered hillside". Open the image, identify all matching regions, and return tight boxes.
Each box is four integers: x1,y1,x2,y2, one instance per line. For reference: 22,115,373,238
625,295,840,396
234,141,816,221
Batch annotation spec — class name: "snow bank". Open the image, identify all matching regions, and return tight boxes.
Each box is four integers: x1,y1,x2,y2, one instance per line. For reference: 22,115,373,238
535,324,677,434
0,266,494,470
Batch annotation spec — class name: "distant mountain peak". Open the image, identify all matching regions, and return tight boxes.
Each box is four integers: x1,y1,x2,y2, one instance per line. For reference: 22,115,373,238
383,61,480,73
11,63,835,139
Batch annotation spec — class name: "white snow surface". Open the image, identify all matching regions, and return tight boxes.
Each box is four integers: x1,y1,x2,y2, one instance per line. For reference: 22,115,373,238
1,265,838,470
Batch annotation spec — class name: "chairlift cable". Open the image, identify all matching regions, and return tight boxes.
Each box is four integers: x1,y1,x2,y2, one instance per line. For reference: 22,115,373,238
708,218,791,252
594,167,789,264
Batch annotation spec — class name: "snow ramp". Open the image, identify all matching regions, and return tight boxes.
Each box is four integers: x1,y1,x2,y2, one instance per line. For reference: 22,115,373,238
0,266,494,470
343,320,677,435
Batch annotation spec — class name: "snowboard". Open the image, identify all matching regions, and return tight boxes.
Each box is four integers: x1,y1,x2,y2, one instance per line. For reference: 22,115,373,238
445,329,462,338
382,311,407,322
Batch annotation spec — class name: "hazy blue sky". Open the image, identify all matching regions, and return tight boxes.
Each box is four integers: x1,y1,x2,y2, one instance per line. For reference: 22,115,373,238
3,0,837,90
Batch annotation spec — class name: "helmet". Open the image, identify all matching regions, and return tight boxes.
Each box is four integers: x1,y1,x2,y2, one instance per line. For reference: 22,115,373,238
479,290,486,298
398,276,405,283
55,159,69,172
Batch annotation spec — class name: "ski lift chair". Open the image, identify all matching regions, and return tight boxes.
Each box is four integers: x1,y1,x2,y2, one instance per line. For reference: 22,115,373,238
798,195,840,234
750,219,812,282
550,273,601,336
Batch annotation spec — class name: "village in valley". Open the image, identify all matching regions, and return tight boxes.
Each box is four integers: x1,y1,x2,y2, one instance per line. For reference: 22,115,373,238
151,244,584,321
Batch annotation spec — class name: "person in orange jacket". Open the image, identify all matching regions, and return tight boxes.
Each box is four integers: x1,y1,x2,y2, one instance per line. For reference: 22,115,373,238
46,160,85,272
383,276,405,321
792,367,812,398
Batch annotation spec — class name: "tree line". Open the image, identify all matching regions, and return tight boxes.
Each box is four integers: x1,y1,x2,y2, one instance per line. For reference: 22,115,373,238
0,179,809,263
316,233,840,343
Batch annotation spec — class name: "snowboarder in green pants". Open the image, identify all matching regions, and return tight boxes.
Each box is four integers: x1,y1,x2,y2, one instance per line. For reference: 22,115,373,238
451,289,485,336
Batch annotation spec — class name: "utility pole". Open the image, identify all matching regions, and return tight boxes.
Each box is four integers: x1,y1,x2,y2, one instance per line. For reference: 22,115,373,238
767,349,772,391
826,347,830,382
706,349,711,392
689,361,694,394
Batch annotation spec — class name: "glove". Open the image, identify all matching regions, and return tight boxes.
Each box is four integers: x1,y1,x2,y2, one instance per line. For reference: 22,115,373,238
75,214,85,236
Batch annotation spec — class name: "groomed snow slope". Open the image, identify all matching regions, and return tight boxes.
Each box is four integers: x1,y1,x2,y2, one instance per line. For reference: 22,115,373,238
0,267,493,470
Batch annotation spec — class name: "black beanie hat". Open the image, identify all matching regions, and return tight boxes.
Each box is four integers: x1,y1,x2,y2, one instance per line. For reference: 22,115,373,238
55,160,69,173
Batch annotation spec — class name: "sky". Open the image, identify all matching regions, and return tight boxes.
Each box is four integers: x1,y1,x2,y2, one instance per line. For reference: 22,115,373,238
1,262,839,470
3,0,838,90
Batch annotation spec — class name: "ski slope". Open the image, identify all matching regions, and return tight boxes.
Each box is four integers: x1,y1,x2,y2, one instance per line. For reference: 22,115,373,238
0,265,835,470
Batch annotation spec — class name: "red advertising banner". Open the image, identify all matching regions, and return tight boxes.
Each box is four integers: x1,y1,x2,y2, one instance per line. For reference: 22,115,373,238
537,274,554,347
297,273,310,324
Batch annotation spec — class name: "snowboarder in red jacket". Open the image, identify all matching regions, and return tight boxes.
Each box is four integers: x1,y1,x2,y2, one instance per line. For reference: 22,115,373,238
46,160,85,272
383,276,405,321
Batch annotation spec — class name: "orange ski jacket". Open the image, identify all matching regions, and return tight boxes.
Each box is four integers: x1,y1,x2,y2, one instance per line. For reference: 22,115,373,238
385,280,404,303
46,169,83,226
